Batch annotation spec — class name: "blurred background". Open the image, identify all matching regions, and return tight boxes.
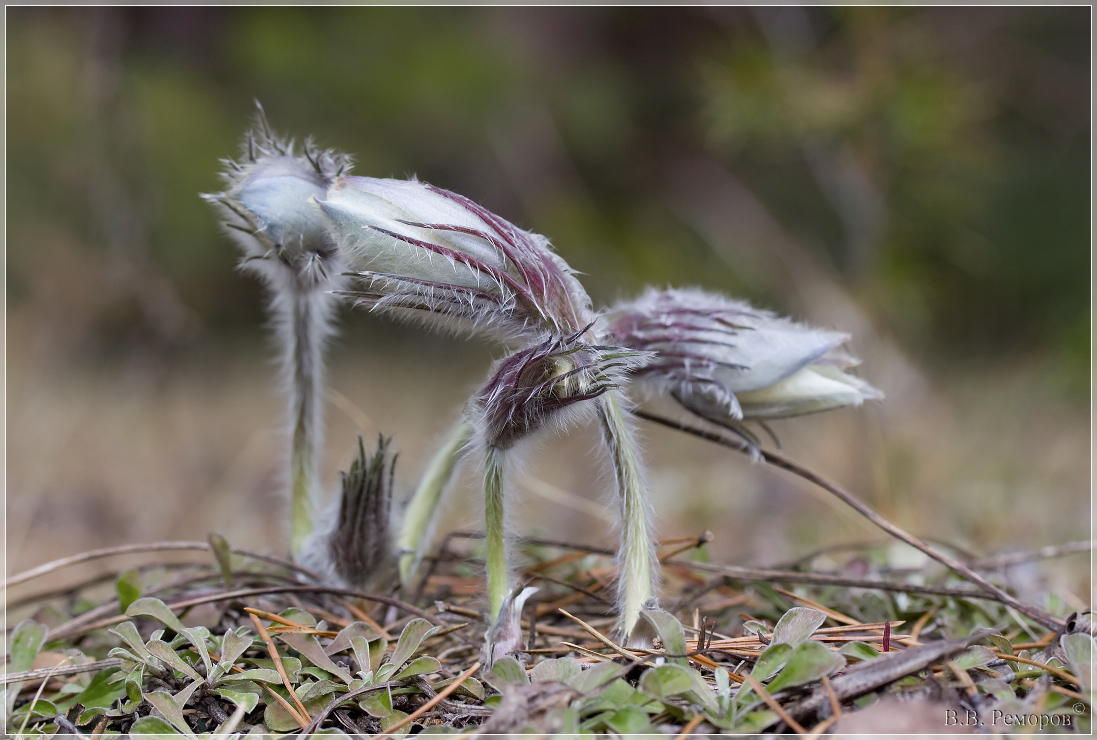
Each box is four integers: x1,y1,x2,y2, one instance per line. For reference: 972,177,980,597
7,8,1090,604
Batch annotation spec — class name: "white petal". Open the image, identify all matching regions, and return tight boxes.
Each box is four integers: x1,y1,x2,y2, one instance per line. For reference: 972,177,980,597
711,326,849,393
736,366,877,419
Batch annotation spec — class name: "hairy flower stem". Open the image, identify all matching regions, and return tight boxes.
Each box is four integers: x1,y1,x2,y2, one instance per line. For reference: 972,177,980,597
397,419,473,586
598,389,657,640
285,288,335,559
483,445,510,622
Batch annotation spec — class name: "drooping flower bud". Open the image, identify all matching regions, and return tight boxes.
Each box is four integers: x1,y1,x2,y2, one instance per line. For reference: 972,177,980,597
204,108,352,290
299,435,397,590
315,176,593,341
473,328,653,450
603,287,882,424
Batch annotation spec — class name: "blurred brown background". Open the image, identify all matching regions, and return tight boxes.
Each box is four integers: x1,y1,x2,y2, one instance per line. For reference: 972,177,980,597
7,8,1090,604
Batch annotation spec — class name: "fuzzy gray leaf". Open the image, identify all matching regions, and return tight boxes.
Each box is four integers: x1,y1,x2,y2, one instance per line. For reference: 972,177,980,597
771,607,826,647
126,597,187,634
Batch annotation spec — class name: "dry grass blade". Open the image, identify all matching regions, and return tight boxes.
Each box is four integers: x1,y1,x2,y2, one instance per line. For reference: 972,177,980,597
6,540,326,591
804,714,839,738
558,608,641,663
994,652,1081,686
16,656,71,737
0,658,122,686
970,540,1091,569
675,713,705,737
50,583,443,641
249,612,311,725
773,587,860,626
245,606,311,629
342,600,393,639
559,641,616,662
670,559,995,600
5,541,210,587
946,659,978,695
740,671,808,734
636,411,1065,631
372,660,482,738
822,674,841,718
657,531,714,562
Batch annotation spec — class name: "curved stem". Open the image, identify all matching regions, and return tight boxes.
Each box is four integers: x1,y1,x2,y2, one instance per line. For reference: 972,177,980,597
598,390,657,639
484,445,510,621
397,419,473,586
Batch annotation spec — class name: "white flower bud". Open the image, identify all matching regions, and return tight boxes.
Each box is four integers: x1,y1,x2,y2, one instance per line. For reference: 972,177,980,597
316,176,593,341
604,287,882,422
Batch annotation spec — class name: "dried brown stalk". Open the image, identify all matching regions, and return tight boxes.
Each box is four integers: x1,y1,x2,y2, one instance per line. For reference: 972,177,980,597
636,410,1064,631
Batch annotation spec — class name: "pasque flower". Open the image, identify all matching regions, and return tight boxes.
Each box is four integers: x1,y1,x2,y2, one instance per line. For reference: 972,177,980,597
204,109,352,559
316,176,593,340
604,287,882,433
314,178,663,652
470,331,651,627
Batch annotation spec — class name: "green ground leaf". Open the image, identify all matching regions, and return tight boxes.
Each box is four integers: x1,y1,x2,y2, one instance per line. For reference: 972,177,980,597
109,622,152,663
125,597,186,634
765,641,846,694
116,570,142,612
432,675,485,700
327,622,381,656
278,632,353,684
218,668,281,683
145,639,202,681
215,688,260,713
129,716,182,737
219,627,254,667
483,656,528,690
246,657,302,682
771,607,826,646
144,690,197,738
574,661,624,693
605,705,655,734
10,620,49,672
530,657,582,686
394,655,441,680
638,663,694,699
952,645,996,670
70,668,126,715
279,608,318,628
641,608,690,667
391,619,440,668
840,641,880,662
208,533,234,588
359,687,394,718
380,709,411,738
181,627,213,676
751,642,793,682
987,632,1013,655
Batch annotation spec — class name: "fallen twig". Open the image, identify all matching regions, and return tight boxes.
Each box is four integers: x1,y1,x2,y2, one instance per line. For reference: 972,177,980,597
637,411,1065,631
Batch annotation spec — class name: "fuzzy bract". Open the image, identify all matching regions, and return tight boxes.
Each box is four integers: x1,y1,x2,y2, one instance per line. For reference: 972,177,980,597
316,176,593,341
473,329,653,450
299,435,397,590
603,287,882,422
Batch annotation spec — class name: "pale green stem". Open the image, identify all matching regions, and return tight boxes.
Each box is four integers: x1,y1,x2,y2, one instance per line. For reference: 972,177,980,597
484,445,510,622
397,419,473,586
287,289,328,559
598,389,657,638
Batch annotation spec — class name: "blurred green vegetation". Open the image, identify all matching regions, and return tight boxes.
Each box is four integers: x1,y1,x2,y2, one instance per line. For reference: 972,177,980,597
7,7,1090,388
